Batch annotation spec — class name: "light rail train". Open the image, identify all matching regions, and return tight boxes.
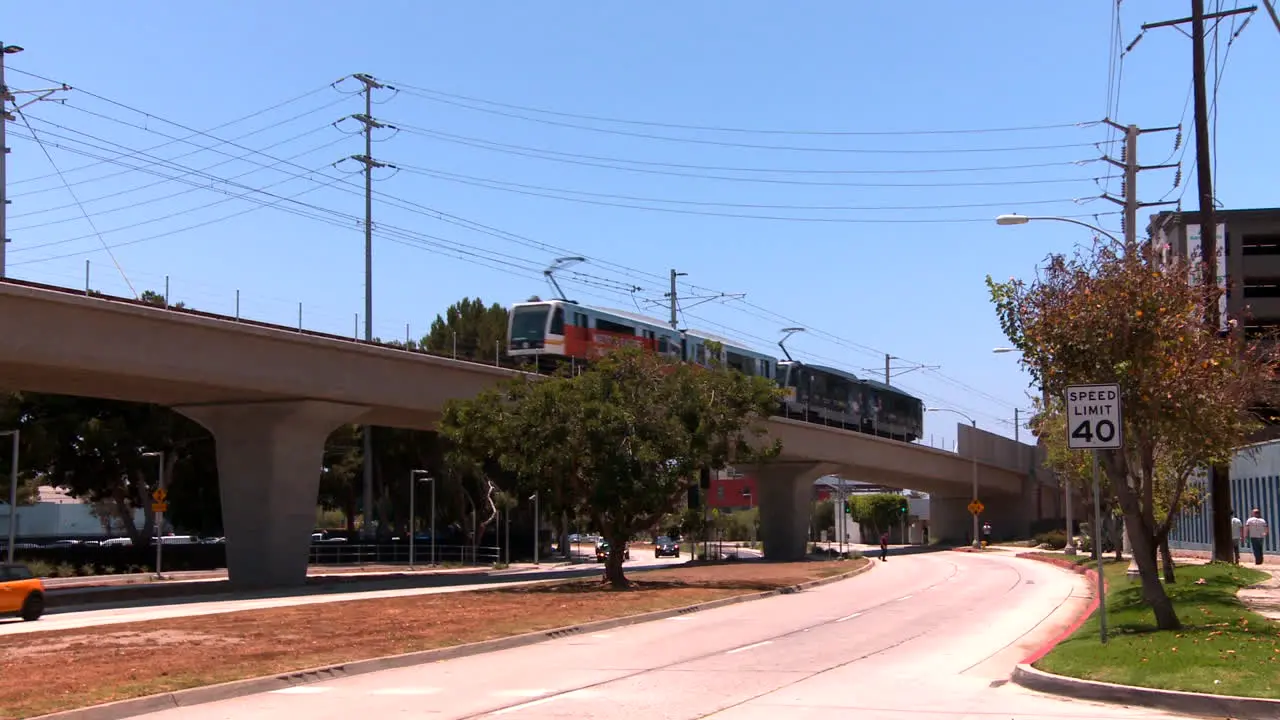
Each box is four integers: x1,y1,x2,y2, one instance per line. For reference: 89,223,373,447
507,300,924,442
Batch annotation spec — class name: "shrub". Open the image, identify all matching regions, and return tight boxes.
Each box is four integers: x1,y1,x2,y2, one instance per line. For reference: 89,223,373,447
1033,530,1068,550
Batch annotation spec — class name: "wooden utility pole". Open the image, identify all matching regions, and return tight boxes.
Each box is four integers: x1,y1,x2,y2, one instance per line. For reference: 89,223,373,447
1143,1,1256,563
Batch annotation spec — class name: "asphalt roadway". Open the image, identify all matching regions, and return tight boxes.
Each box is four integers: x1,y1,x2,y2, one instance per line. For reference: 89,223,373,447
128,552,1195,720
0,553,685,637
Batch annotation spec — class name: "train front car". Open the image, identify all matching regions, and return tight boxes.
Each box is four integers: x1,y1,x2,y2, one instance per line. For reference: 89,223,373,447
859,380,925,442
507,300,567,372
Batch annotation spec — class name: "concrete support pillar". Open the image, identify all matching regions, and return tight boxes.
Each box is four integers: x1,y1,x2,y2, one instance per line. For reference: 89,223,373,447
177,400,366,589
756,463,834,561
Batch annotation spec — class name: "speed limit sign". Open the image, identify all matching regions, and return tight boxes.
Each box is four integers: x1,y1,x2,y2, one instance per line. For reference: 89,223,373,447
1065,383,1123,450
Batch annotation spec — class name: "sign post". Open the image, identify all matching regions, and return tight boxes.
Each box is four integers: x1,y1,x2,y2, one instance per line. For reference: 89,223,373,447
1065,383,1123,645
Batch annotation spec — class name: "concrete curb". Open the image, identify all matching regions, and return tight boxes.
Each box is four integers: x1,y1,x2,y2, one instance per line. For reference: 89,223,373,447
1011,554,1280,718
1012,663,1280,718
31,560,873,720
1014,554,1103,665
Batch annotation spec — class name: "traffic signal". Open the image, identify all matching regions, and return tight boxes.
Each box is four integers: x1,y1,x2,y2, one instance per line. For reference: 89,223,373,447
901,503,908,514
844,498,852,514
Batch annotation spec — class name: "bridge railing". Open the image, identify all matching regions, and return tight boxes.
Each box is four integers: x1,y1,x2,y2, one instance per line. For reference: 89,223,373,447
307,543,503,566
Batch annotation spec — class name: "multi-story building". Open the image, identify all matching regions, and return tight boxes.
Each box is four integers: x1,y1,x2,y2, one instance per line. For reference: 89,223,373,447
1149,206,1280,438
1148,207,1280,338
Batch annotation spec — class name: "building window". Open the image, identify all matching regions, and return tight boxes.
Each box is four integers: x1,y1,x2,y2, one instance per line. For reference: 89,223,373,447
1242,234,1280,256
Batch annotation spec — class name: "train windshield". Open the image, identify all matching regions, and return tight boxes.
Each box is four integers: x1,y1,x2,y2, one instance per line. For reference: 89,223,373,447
510,304,551,342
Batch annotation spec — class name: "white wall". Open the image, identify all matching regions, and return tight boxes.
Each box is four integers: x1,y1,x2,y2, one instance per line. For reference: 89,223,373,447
0,502,145,538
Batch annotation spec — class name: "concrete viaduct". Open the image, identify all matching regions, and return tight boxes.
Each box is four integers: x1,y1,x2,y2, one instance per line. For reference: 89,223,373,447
0,281,1048,587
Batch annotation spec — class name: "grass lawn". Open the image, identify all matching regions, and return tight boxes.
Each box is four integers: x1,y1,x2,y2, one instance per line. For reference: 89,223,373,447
0,559,864,719
1028,552,1277,699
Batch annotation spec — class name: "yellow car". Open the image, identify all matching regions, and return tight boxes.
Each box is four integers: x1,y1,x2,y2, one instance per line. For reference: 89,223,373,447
1,563,46,621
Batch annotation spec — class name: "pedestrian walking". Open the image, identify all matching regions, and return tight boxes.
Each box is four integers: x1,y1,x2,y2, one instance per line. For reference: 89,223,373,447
879,531,889,562
1230,509,1243,565
1245,509,1270,566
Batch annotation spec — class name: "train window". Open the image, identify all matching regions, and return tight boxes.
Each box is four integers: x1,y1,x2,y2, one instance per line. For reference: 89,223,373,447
597,318,634,335
659,336,669,353
550,307,565,335
574,312,588,328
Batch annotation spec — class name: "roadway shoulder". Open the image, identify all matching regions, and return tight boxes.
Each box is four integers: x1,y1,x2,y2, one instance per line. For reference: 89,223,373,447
31,559,873,720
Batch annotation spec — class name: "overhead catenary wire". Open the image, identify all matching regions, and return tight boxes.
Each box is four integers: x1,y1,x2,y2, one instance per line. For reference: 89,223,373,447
13,109,138,298
10,125,344,224
392,86,1116,155
391,81,1100,138
394,124,1104,189
7,72,345,188
397,163,1098,213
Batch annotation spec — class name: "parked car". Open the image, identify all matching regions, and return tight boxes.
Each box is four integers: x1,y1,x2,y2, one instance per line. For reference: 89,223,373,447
0,563,46,621
654,536,680,558
595,540,630,562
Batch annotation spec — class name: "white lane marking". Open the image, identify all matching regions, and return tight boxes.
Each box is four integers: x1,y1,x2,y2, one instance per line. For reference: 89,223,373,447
371,687,441,696
835,611,862,622
492,689,550,698
489,689,596,716
725,640,773,655
666,616,693,621
270,686,330,695
589,633,612,639
897,594,913,601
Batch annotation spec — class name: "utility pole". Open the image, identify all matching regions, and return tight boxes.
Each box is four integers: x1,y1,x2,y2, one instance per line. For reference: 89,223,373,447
666,268,687,330
1142,1,1256,564
1098,120,1178,253
1,43,67,279
348,72,395,539
873,354,939,385
0,43,11,279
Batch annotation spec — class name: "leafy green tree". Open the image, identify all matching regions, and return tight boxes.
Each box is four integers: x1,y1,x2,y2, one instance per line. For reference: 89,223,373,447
850,493,907,538
15,393,216,545
987,239,1277,630
139,289,187,309
422,297,509,362
441,347,779,587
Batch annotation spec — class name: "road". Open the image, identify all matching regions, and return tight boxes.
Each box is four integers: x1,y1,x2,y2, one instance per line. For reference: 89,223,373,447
127,552,1194,719
1,553,684,637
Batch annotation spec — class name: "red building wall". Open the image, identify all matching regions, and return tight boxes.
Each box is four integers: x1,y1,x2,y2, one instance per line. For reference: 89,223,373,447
707,476,758,509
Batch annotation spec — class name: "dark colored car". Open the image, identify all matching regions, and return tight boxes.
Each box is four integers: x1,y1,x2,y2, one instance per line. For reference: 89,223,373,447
654,536,680,558
595,540,630,562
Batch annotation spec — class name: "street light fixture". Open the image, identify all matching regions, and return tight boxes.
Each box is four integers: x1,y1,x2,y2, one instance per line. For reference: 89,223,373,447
1,429,18,564
529,492,540,565
140,451,165,579
409,470,434,569
995,214,1122,244
926,408,981,549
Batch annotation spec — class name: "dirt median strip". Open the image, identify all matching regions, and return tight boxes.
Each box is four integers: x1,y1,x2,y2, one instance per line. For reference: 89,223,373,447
4,559,867,720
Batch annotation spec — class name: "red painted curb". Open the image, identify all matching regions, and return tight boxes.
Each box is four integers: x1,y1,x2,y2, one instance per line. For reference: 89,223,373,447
1017,553,1105,665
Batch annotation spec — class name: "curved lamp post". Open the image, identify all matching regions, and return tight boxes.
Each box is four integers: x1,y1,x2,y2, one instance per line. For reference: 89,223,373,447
927,407,981,549
995,214,1122,244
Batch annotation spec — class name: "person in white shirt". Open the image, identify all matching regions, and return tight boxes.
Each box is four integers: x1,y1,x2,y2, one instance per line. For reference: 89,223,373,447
1230,509,1243,565
1244,508,1270,566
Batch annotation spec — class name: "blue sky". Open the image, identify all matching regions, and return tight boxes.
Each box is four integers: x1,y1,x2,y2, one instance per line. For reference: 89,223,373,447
5,2,1277,452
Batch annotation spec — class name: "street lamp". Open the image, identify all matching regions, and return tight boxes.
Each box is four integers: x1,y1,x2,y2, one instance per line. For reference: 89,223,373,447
141,451,165,579
409,470,433,569
926,408,981,549
1,429,18,564
530,492,540,565
995,214,1122,244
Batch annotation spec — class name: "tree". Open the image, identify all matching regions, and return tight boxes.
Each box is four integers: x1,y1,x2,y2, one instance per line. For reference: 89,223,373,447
988,238,1278,630
851,493,907,538
15,394,215,546
139,289,186,309
440,347,779,587
422,297,509,362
